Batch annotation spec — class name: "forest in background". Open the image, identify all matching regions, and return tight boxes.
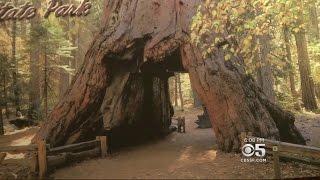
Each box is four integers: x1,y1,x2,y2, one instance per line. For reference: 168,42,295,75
0,0,105,132
0,0,320,135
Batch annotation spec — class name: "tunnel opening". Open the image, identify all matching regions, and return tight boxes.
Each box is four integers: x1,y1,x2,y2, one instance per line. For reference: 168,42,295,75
106,49,197,150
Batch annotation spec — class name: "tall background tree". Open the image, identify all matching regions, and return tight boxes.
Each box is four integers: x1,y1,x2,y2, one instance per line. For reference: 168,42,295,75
294,0,318,111
28,0,41,120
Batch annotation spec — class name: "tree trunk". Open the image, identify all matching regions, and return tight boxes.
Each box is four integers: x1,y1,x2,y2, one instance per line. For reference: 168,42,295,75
256,36,276,103
174,74,178,106
29,1,41,120
283,27,301,110
293,0,318,111
34,0,305,152
283,27,297,97
11,16,21,116
0,106,3,135
315,83,320,100
58,17,71,98
294,32,318,111
181,43,304,151
58,60,70,98
43,46,49,119
0,54,5,135
192,87,202,107
177,74,184,110
308,1,319,40
3,73,9,119
71,33,77,81
308,1,320,101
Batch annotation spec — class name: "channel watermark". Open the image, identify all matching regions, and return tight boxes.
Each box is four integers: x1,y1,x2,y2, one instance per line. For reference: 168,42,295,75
241,137,267,163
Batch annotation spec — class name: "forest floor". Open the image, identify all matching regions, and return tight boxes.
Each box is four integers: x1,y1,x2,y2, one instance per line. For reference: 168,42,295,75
1,107,320,179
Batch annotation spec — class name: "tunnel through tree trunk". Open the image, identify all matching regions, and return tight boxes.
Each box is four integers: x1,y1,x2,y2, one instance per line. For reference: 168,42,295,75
34,0,305,152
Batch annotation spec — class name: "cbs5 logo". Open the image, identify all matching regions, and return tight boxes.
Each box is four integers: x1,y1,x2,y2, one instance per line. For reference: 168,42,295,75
242,144,266,157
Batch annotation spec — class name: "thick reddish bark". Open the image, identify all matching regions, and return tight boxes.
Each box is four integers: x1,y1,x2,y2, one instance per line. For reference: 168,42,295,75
34,0,305,152
181,43,304,151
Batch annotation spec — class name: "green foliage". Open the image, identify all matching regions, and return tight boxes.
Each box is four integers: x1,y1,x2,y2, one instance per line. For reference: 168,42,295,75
191,0,320,111
191,0,308,61
276,91,299,110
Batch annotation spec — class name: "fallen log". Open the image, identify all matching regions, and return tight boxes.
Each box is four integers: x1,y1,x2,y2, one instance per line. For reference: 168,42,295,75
48,140,99,155
47,147,100,168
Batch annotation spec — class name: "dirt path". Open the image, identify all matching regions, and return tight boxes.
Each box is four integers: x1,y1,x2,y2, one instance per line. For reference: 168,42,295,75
295,113,320,147
0,127,38,179
0,127,38,147
52,108,320,179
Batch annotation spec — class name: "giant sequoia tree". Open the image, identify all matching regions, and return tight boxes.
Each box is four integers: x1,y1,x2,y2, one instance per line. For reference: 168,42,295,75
34,0,305,152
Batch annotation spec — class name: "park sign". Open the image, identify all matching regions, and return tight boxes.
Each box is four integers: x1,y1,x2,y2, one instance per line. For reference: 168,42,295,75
0,0,92,21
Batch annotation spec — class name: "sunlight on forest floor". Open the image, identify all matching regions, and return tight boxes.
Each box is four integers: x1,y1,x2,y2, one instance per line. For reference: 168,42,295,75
0,127,37,161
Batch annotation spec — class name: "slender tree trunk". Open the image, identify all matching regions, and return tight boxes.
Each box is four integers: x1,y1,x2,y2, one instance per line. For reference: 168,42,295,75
256,36,276,103
71,34,77,81
3,74,9,119
294,32,318,110
76,28,80,70
192,87,202,107
69,0,77,78
0,106,3,135
11,18,20,116
44,47,49,119
283,27,297,97
308,1,319,40
58,15,71,98
0,58,4,135
283,27,301,110
177,74,184,110
34,0,305,152
174,74,178,106
308,1,320,100
29,1,41,120
76,26,86,69
315,84,320,99
58,60,70,98
293,0,318,111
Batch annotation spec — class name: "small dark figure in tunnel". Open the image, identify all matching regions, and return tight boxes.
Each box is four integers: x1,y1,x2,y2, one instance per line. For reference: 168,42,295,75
177,116,186,133
105,128,112,155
